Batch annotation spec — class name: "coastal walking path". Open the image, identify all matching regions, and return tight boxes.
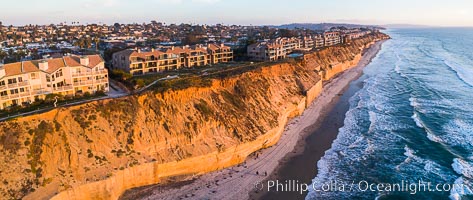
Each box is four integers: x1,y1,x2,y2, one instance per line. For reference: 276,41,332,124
132,41,385,200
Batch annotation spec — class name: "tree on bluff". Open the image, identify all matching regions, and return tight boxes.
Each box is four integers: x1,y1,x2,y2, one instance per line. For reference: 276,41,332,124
279,29,298,38
182,33,201,45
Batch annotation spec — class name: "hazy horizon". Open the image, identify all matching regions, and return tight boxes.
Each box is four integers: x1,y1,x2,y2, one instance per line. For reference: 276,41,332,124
1,0,473,27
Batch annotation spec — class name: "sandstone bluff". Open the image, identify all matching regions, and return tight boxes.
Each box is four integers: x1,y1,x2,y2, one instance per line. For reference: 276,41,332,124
0,33,389,200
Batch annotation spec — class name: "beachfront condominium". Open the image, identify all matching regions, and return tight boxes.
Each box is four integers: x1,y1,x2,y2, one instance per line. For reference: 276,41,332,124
247,42,285,61
324,31,341,46
247,37,303,61
0,55,109,110
111,43,233,75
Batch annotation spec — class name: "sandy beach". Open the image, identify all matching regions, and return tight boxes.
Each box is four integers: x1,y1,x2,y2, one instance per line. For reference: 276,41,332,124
120,40,385,200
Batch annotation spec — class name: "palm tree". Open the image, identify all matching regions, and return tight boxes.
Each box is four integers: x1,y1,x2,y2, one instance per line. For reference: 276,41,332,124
94,36,100,50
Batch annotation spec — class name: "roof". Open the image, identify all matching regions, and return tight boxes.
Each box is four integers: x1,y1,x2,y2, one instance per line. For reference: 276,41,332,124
0,55,104,78
114,49,168,60
207,43,231,51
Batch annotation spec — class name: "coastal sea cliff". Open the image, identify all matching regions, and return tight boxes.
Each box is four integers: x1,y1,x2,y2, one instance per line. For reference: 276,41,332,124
0,33,389,200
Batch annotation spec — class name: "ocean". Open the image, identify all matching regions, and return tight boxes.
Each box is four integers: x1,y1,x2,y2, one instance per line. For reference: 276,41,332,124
306,28,473,200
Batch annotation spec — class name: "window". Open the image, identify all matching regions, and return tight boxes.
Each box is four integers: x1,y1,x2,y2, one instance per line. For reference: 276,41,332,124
18,77,23,82
0,91,7,96
8,78,17,84
10,89,18,94
0,81,5,86
56,69,63,77
31,73,37,80
20,88,25,93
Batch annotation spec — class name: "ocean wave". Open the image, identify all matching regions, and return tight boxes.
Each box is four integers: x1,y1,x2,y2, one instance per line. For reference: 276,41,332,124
436,39,473,88
411,112,424,128
395,145,418,171
408,96,452,115
426,130,443,143
394,52,403,75
452,158,473,179
368,111,377,133
442,59,473,88
449,177,473,200
442,118,473,148
411,111,444,143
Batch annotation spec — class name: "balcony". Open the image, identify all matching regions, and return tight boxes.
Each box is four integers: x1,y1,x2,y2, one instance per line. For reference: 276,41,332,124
20,93,31,97
54,85,74,92
9,94,20,99
73,80,94,86
32,89,52,95
93,69,108,74
18,81,29,86
7,83,18,88
95,79,108,84
0,85,6,90
0,96,8,100
72,72,92,77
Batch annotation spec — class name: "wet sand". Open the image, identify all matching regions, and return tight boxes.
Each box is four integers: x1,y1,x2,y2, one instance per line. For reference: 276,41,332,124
120,40,385,200
253,65,368,200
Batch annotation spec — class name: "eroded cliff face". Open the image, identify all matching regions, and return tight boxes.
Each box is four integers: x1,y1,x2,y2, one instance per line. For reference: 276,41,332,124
0,33,388,200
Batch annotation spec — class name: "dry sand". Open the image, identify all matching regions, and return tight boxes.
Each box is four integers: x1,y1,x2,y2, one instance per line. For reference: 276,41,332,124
121,40,385,200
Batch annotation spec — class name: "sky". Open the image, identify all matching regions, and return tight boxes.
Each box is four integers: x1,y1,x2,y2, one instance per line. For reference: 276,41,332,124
1,0,473,26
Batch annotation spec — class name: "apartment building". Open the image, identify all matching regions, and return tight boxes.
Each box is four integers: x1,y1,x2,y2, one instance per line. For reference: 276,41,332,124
112,43,233,75
112,49,180,75
324,31,341,46
0,55,109,110
302,36,315,49
247,42,285,61
247,37,302,61
314,35,325,48
165,46,210,68
206,44,234,64
342,30,372,43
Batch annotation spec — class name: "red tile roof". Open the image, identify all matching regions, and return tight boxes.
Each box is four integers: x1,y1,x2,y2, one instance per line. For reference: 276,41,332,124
0,55,104,78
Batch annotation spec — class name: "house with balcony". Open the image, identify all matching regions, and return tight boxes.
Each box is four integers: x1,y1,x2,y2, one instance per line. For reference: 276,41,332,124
0,55,109,110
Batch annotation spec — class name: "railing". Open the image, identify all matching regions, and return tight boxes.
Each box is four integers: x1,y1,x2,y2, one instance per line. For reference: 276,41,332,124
9,94,20,99
73,80,94,86
7,83,18,88
18,81,29,86
95,79,109,84
20,93,30,97
31,89,52,95
0,96,8,100
0,85,6,90
94,69,108,74
72,72,91,77
54,85,74,92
